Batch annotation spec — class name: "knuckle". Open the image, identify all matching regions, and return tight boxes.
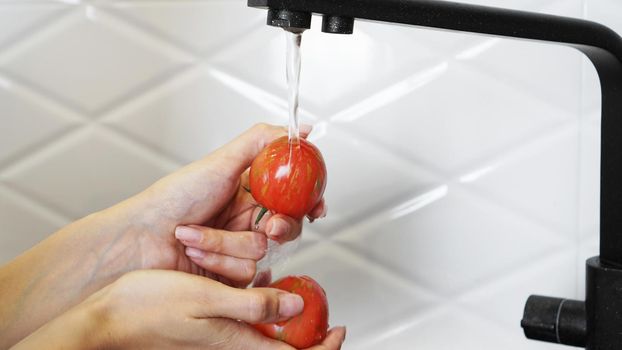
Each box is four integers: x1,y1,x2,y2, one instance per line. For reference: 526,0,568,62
251,232,268,259
204,231,223,253
203,252,220,268
240,260,257,282
252,122,271,133
247,292,272,322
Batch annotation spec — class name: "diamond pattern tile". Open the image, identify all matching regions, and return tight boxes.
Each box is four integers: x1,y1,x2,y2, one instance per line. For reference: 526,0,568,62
0,1,616,349
466,123,580,236
459,3,583,116
103,67,285,164
0,186,68,265
458,250,576,329
0,7,191,113
309,126,441,235
277,242,438,343
2,127,173,219
346,61,569,173
337,187,567,296
0,82,78,166
107,0,264,54
0,3,67,48
356,307,523,350
211,16,445,119
586,0,622,36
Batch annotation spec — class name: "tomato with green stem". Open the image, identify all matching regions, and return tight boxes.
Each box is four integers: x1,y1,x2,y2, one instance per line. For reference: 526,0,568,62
249,136,326,224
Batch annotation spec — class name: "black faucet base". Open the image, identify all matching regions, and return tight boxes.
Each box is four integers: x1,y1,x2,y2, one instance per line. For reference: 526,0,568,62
522,257,622,349
522,295,586,347
585,257,622,349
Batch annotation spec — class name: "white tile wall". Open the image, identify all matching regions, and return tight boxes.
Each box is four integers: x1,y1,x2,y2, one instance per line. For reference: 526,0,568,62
0,0,618,348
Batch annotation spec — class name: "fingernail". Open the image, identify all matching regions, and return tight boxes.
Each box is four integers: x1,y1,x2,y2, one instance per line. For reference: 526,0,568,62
185,247,206,259
278,293,304,317
175,226,202,243
300,124,313,135
269,218,289,238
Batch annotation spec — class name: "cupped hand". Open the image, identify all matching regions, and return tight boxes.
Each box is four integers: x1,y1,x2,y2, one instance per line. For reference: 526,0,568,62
115,123,326,285
93,270,345,349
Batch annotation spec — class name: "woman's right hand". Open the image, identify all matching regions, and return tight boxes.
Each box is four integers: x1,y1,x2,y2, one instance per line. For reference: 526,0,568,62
10,270,346,350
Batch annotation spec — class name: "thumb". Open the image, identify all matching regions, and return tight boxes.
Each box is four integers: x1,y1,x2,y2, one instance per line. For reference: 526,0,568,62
210,123,312,177
202,284,305,324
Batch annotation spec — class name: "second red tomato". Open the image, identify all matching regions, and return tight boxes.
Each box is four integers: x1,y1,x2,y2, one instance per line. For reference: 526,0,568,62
253,275,329,349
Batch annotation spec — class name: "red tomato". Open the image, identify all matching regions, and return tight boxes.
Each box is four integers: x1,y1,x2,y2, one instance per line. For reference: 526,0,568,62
254,275,329,349
249,136,327,220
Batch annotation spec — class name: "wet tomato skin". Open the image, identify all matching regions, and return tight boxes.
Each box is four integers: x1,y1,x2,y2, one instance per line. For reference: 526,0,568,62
253,275,329,349
249,136,327,220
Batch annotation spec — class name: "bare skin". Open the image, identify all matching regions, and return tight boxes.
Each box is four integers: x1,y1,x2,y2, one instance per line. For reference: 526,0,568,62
0,124,340,349
10,270,346,350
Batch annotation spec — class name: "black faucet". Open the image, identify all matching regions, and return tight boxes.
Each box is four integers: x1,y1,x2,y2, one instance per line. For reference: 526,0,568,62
247,0,622,348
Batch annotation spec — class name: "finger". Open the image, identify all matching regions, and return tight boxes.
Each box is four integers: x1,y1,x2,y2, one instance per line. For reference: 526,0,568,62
212,123,313,177
203,286,305,324
215,275,237,287
266,214,302,243
240,169,250,191
308,198,327,220
176,225,267,260
308,327,347,350
215,321,293,350
186,248,258,285
253,269,272,288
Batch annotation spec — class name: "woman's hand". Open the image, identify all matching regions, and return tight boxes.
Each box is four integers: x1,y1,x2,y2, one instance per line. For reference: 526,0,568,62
0,124,329,347
124,123,326,285
10,270,346,350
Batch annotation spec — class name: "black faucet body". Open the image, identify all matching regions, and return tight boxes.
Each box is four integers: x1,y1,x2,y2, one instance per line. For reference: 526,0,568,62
248,0,622,348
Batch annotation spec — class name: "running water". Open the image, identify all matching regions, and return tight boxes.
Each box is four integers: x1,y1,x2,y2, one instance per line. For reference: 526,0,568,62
286,31,302,144
253,30,305,282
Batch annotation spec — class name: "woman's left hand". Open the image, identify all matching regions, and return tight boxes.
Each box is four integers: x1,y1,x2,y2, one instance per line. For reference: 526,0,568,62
115,123,326,286
10,270,345,350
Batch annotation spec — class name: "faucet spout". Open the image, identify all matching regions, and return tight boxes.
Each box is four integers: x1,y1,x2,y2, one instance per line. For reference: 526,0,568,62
266,8,311,33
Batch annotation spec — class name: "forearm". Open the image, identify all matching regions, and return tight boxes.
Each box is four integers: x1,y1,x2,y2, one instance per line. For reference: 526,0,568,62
9,294,113,350
0,198,149,348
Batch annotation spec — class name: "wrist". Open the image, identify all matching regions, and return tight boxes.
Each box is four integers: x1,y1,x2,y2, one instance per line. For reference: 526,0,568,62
8,296,116,350
79,292,118,350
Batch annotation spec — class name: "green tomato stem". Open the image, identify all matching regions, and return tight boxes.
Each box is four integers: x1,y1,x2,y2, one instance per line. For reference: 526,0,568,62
255,207,269,226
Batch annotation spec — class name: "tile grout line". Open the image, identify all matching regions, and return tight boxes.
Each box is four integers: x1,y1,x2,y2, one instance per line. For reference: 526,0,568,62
99,123,187,169
0,1,234,176
335,116,581,243
0,123,81,172
332,222,574,302
0,123,182,223
0,3,77,54
1,1,584,230
96,1,266,61
0,182,75,226
0,1,202,120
